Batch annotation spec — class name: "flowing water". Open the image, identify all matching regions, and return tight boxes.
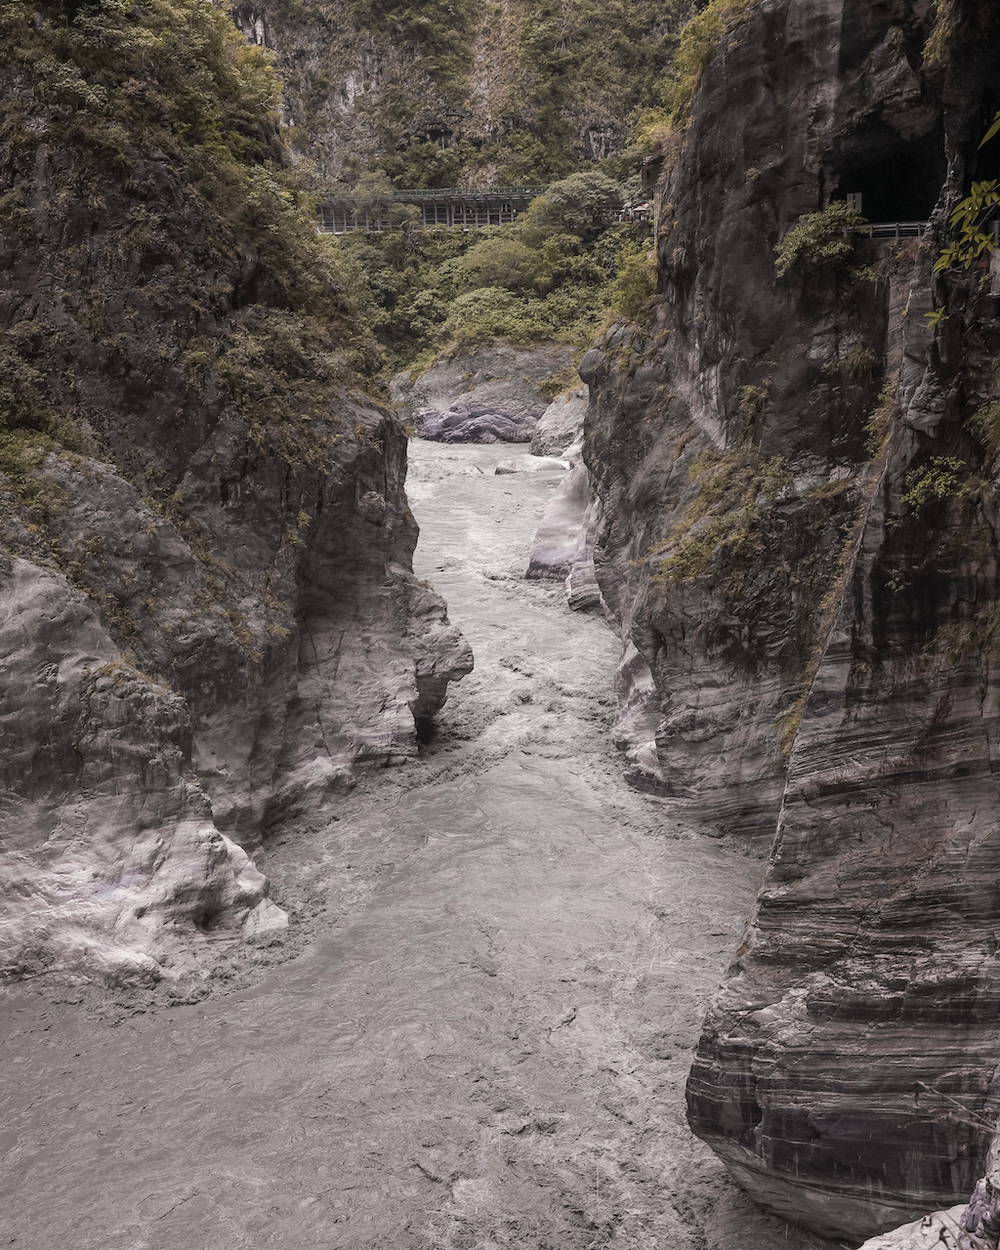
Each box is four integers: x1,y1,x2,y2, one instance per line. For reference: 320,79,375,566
0,442,829,1249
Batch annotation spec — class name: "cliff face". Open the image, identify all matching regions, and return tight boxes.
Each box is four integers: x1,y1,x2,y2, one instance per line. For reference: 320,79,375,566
232,0,688,185
0,0,470,983
576,0,1000,1239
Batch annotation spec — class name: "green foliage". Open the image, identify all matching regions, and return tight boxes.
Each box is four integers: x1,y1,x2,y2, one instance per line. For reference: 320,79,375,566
648,446,793,588
774,201,866,278
286,0,692,188
863,384,898,456
659,0,761,119
606,244,657,321
215,309,358,463
346,0,478,101
970,402,1000,456
1,0,282,164
981,110,1000,148
934,180,999,274
373,139,481,191
841,344,880,384
927,112,1000,319
455,237,542,292
336,169,652,368
519,171,621,231
922,0,957,67
0,0,382,519
901,456,967,509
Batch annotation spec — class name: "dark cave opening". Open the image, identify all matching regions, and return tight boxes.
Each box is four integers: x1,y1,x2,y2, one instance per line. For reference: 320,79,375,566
833,125,946,222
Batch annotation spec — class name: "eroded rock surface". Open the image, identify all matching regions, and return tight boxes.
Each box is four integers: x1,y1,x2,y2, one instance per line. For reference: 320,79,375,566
530,385,587,457
565,0,1000,1239
394,342,575,443
0,22,471,983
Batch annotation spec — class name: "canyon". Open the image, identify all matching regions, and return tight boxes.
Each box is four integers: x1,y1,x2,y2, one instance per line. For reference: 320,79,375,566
0,443,824,1250
4,0,1000,1245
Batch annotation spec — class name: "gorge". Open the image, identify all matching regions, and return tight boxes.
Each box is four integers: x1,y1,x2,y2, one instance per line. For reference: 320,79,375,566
4,0,1000,1246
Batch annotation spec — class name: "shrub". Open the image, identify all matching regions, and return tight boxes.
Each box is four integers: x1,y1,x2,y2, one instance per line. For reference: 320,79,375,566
971,401,1000,456
648,447,792,589
774,201,866,277
520,171,621,232
455,237,542,293
660,0,761,118
607,246,657,320
901,456,967,509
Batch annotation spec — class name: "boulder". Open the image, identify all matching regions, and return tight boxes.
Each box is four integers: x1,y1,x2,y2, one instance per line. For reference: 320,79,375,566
394,341,575,444
494,455,570,474
530,385,588,456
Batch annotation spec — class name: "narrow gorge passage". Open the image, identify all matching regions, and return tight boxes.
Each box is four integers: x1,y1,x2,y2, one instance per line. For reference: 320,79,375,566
2,442,825,1250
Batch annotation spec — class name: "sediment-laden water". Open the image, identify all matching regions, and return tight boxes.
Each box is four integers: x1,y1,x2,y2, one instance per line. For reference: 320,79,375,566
1,441,827,1249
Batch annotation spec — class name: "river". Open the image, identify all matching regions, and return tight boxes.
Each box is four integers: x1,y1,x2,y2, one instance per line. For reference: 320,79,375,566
0,441,829,1249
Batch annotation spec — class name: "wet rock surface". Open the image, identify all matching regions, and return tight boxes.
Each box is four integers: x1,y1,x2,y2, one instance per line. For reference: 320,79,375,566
0,441,828,1250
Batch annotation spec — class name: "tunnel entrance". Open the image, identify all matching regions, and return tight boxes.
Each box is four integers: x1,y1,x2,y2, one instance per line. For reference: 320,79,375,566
833,123,945,222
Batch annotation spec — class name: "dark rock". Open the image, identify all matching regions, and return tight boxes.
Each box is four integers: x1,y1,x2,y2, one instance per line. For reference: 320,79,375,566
570,0,1000,1239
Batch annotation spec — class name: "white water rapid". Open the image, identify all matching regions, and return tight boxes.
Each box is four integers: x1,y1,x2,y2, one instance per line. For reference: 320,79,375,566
0,441,829,1250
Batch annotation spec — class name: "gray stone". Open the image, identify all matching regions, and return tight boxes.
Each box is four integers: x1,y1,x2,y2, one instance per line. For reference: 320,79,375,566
494,455,570,475
395,342,575,444
529,386,588,456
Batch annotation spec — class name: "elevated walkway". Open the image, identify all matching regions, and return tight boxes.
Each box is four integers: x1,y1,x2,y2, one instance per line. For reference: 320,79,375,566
318,186,547,234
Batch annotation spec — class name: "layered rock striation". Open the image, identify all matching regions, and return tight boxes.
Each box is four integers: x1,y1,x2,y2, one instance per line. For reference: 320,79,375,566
563,0,1000,1238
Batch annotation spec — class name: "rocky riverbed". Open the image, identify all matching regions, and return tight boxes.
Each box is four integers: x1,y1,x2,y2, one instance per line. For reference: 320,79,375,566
1,441,833,1250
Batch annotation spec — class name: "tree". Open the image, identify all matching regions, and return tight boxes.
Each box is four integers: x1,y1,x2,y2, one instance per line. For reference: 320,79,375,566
521,171,621,232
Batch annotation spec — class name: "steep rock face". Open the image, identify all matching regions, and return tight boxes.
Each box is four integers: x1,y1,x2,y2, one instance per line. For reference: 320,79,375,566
231,0,686,184
576,0,1000,1239
530,385,587,456
0,3,471,982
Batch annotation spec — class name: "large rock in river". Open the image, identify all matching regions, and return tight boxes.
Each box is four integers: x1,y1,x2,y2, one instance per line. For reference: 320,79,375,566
393,341,575,443
530,385,588,457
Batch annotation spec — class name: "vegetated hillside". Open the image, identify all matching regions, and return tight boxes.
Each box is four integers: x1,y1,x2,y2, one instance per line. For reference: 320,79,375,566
234,0,695,188
335,172,655,373
230,0,692,378
564,0,1000,1240
0,0,469,983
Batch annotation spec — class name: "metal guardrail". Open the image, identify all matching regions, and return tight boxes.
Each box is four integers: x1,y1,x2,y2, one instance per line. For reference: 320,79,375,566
849,221,928,238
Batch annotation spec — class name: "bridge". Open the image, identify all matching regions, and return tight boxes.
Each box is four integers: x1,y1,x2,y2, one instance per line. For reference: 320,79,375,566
318,186,547,234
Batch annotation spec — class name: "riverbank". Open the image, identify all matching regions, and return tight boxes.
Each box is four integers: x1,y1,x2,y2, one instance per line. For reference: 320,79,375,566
0,441,832,1249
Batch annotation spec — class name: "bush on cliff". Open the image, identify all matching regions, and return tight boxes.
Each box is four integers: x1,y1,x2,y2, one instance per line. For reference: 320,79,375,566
774,201,866,278
333,171,651,370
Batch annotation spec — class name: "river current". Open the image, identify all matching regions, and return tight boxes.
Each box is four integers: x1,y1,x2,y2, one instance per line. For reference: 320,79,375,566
0,441,826,1249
